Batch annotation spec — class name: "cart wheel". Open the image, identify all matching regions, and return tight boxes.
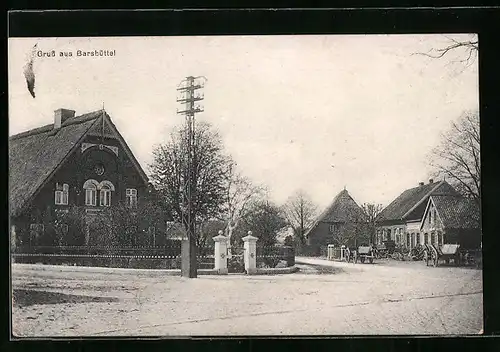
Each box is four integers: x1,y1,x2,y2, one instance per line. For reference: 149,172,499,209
369,257,373,264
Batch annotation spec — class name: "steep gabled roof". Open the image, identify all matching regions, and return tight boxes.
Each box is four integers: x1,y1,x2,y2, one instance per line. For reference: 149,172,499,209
9,109,149,217
377,180,458,222
9,111,101,217
422,195,481,230
305,189,367,238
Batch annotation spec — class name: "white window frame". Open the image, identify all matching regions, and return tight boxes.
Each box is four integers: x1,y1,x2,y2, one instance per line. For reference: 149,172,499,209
84,179,98,206
100,186,112,207
85,188,97,206
126,188,138,208
55,183,69,205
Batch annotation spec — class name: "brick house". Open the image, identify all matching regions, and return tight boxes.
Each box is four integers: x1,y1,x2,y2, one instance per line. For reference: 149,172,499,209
305,189,369,254
9,108,168,248
375,179,459,249
420,195,481,249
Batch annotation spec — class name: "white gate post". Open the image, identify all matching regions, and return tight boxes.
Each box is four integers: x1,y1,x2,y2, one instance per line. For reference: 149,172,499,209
327,244,334,260
243,231,258,274
341,245,346,261
213,231,228,274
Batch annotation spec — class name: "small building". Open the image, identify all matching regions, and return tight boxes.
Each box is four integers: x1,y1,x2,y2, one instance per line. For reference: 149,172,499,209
9,108,166,248
420,195,481,249
376,179,459,249
305,189,369,254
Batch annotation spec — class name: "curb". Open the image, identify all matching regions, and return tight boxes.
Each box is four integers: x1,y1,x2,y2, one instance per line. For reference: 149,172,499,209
12,263,300,276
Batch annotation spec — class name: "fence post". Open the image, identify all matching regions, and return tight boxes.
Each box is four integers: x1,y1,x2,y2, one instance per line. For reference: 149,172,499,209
242,231,258,274
213,231,228,274
327,244,334,261
341,245,346,261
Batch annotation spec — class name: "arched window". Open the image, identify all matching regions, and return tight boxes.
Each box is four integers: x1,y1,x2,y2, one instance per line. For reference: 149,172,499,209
424,233,429,245
99,181,115,207
83,179,99,206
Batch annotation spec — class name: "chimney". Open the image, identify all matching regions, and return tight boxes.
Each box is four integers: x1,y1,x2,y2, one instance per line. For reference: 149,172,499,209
419,182,424,186
54,108,75,129
429,178,434,184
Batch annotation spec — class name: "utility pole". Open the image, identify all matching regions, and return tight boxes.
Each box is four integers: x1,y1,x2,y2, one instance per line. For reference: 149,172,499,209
177,76,206,278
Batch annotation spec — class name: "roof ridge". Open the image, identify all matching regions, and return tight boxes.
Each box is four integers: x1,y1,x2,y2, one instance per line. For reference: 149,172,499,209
401,180,445,219
305,189,365,239
9,110,103,141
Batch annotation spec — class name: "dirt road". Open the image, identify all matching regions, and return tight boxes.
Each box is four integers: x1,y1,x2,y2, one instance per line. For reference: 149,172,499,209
11,258,482,336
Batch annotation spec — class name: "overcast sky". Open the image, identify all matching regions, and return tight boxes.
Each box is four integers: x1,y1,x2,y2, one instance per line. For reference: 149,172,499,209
8,34,479,210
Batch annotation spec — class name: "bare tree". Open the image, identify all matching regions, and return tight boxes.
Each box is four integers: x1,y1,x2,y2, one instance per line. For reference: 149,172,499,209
282,190,318,247
362,203,384,244
149,122,230,240
222,162,266,255
429,110,480,207
413,34,478,70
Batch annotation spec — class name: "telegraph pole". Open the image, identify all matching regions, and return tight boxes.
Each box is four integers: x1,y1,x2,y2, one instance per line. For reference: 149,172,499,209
177,76,206,278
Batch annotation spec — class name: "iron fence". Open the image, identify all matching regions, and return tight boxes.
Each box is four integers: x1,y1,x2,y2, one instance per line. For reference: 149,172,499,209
11,244,214,269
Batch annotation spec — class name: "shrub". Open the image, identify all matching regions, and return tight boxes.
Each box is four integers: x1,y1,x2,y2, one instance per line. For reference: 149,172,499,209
228,255,245,273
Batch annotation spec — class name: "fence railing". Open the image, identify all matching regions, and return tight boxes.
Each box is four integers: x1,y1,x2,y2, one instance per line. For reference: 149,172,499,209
11,245,214,269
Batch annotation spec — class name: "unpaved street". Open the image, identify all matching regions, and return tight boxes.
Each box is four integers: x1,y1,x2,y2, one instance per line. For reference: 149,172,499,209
11,257,483,336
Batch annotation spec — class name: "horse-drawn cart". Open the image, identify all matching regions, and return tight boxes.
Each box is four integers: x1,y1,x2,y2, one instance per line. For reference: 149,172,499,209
424,243,460,267
354,246,375,264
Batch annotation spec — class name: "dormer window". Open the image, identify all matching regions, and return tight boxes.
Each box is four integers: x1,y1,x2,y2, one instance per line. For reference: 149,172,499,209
126,188,137,208
55,183,69,205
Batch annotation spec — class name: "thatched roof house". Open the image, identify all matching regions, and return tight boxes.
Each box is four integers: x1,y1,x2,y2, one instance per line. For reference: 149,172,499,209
305,189,368,253
9,109,148,218
9,108,154,247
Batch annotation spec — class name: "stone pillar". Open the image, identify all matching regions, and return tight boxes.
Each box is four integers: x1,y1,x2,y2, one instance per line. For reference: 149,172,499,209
243,231,258,274
213,231,228,274
340,245,346,261
327,244,334,261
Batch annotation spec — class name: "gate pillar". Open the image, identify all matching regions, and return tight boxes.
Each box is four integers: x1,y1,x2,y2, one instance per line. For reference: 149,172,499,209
328,244,335,261
243,231,258,274
213,231,228,274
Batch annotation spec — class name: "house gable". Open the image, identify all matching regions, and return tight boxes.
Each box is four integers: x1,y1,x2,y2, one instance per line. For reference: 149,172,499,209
305,189,367,243
419,197,443,233
84,113,149,186
9,109,149,218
